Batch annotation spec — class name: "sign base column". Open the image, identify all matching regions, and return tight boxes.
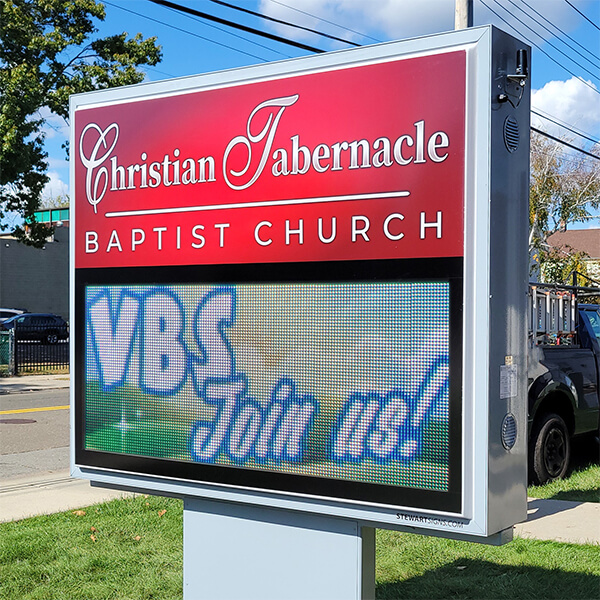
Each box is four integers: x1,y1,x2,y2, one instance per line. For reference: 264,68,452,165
183,498,375,600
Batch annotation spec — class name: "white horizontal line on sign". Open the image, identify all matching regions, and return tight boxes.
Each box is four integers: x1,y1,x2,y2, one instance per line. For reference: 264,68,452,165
104,191,411,218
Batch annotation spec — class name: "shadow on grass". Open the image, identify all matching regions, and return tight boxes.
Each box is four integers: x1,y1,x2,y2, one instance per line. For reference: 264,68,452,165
549,488,599,503
569,436,599,472
376,557,600,600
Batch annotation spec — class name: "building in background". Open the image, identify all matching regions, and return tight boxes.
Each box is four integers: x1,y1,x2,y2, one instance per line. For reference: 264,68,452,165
547,228,600,282
0,209,69,319
33,207,70,229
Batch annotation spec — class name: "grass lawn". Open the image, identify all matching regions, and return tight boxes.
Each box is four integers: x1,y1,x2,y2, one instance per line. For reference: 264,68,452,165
529,462,600,502
1,462,598,599
0,495,183,600
376,532,599,600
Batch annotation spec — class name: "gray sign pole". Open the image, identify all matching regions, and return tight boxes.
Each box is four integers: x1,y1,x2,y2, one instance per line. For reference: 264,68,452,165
184,499,375,599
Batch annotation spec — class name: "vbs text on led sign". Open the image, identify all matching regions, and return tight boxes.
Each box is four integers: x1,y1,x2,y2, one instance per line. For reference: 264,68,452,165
87,286,449,465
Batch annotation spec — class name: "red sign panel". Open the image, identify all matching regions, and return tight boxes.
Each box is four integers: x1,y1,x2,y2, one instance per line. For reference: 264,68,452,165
74,51,465,269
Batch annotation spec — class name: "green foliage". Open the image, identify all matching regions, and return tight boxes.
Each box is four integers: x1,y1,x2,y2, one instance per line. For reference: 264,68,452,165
0,0,161,247
529,132,600,283
539,244,589,285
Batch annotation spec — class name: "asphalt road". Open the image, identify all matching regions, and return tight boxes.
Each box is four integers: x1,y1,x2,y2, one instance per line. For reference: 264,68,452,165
0,388,70,479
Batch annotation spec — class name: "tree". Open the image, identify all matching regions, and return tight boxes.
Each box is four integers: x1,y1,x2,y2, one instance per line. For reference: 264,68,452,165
536,244,589,284
40,193,69,209
0,0,161,246
529,131,600,283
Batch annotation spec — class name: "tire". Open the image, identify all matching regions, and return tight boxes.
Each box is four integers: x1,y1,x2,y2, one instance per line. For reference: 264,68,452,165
45,331,59,345
530,413,571,485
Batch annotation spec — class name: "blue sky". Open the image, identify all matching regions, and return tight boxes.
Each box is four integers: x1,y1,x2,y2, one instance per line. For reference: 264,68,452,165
35,0,600,229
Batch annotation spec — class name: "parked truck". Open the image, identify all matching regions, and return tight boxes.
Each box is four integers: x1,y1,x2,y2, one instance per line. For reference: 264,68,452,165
528,276,600,484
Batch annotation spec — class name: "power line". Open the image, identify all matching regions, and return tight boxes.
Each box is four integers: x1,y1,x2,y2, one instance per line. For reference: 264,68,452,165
533,147,598,168
208,0,361,47
532,127,600,160
148,0,325,53
480,0,600,95
532,109,600,146
520,0,598,65
488,0,598,82
106,0,272,62
565,0,600,32
266,0,381,44
513,0,599,69
139,64,178,79
157,3,292,58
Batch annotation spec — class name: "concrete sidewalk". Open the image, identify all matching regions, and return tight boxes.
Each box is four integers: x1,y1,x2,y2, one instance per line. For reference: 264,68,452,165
515,497,600,545
0,373,70,394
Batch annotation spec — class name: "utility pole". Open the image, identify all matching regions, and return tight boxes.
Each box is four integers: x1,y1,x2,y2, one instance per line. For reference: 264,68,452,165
455,0,474,29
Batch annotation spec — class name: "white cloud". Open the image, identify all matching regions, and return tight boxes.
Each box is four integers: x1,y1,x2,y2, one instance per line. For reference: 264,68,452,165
38,106,69,141
258,0,453,47
366,0,453,39
47,157,69,170
42,170,69,202
532,77,600,141
257,0,585,47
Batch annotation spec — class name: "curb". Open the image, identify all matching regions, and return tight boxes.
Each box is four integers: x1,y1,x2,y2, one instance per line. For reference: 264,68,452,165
0,375,70,395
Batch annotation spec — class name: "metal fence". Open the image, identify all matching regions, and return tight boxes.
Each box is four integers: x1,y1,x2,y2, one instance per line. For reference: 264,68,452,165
0,331,11,374
12,325,69,374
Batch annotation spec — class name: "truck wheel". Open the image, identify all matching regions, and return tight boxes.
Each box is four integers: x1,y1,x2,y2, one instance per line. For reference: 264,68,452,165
530,413,571,485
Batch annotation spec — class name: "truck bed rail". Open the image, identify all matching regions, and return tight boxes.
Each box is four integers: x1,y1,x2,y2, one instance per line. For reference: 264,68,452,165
529,276,600,347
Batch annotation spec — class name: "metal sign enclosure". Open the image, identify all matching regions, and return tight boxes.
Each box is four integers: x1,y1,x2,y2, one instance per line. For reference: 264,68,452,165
71,26,530,540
